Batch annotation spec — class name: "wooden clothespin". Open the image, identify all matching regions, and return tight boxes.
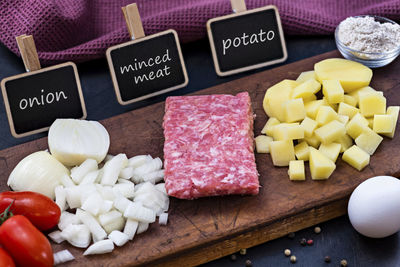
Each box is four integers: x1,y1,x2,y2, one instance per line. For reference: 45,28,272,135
122,3,145,40
230,0,247,13
15,34,41,72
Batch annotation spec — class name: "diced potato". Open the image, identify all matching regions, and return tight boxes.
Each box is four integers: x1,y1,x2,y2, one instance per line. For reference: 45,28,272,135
315,120,345,144
342,145,370,171
263,80,299,121
355,128,383,155
291,79,321,100
261,117,280,135
305,100,325,119
348,86,376,104
336,134,353,153
373,114,394,134
322,97,338,111
314,58,373,92
343,94,357,107
359,92,386,117
300,117,318,137
296,70,316,83
288,160,305,180
309,147,336,180
338,102,359,119
283,98,306,123
322,80,344,104
337,115,349,125
383,106,400,138
346,113,370,139
269,140,295,167
294,141,310,161
303,94,317,103
255,135,273,153
272,123,304,141
302,134,321,148
318,143,341,162
316,106,338,126
367,117,374,129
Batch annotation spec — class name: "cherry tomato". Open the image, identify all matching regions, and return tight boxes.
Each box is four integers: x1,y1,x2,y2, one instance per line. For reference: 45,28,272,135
0,191,60,231
0,215,53,267
0,247,15,267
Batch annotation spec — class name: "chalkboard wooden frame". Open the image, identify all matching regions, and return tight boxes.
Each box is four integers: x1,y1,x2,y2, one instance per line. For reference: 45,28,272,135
1,62,87,138
207,5,288,76
106,29,188,105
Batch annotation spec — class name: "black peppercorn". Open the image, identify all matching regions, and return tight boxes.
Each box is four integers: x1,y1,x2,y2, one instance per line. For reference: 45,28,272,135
230,254,237,261
324,256,331,263
245,259,252,267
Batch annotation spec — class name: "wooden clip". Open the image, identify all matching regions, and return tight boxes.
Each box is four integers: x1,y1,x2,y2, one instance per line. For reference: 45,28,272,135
15,34,41,72
230,0,247,13
122,3,145,40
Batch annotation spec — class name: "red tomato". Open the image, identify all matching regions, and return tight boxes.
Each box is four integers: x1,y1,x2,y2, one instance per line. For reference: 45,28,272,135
0,247,15,267
0,215,53,267
0,191,60,231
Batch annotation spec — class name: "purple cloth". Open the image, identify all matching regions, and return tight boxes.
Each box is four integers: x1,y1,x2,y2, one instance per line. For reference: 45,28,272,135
0,0,399,65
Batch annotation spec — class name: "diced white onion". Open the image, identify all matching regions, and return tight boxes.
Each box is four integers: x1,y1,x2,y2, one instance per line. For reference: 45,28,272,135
108,231,129,247
54,250,75,265
128,155,152,168
83,239,114,256
154,183,167,194
113,183,135,199
60,224,91,248
96,185,115,201
48,230,65,244
142,169,164,184
76,209,107,242
123,219,139,240
100,200,113,214
55,186,67,211
136,222,149,234
103,216,125,234
60,174,76,188
98,210,122,227
101,154,128,185
81,192,103,216
113,196,132,213
159,213,168,225
58,211,81,230
124,202,156,223
119,167,134,179
80,170,99,185
71,159,98,184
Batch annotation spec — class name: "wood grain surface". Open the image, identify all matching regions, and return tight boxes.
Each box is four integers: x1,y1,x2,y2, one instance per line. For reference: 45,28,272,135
0,50,399,266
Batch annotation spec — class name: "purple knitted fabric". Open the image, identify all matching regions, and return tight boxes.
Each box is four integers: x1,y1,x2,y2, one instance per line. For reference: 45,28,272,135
0,0,399,64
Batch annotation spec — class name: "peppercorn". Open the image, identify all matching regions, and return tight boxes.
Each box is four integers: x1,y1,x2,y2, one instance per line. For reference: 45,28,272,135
230,254,237,261
300,238,307,246
245,259,252,267
314,226,321,234
324,256,331,263
307,239,314,246
288,232,295,239
284,249,291,257
240,248,247,255
290,255,297,263
340,259,348,266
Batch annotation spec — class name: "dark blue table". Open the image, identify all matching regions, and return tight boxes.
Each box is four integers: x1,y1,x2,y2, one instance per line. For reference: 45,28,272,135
0,36,399,267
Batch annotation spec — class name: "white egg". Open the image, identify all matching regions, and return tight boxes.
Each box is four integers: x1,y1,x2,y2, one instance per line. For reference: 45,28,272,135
348,176,400,238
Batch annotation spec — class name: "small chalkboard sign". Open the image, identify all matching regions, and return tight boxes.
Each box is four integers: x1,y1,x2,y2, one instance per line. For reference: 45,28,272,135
1,35,86,138
106,3,188,105
207,1,287,76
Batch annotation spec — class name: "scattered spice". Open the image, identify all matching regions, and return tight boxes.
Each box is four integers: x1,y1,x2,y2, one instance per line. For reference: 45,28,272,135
341,259,348,266
230,254,237,261
284,249,291,257
245,259,252,267
314,226,321,234
240,248,247,255
324,256,331,263
307,239,314,246
290,255,297,263
300,238,307,246
288,232,295,239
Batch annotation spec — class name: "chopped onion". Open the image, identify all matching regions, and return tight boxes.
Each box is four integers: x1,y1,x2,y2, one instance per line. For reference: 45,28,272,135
58,211,81,230
80,170,100,185
103,216,125,234
155,183,167,194
113,183,135,199
76,209,107,242
60,224,91,248
55,185,67,211
98,210,122,227
48,119,110,166
119,167,134,179
8,151,69,199
128,155,152,168
159,213,168,225
137,222,149,234
101,154,128,185
123,219,139,240
100,200,113,214
124,202,156,223
142,170,164,184
71,159,98,184
48,230,65,244
83,239,114,256
81,192,103,216
54,250,75,265
96,185,115,201
60,174,76,188
113,195,132,213
108,231,129,247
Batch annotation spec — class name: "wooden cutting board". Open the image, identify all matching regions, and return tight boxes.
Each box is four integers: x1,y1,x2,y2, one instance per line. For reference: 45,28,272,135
1,50,399,267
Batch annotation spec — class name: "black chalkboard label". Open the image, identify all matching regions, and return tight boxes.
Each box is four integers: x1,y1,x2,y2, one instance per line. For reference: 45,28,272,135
106,29,188,105
1,62,86,138
207,5,287,76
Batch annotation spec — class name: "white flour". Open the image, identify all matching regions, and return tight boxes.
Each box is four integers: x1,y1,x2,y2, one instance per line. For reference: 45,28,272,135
338,16,400,55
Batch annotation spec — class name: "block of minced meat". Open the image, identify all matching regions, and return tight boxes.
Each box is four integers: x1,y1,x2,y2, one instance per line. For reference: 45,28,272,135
163,92,259,199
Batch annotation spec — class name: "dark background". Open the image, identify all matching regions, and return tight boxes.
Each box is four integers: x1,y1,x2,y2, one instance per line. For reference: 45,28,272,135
0,36,399,266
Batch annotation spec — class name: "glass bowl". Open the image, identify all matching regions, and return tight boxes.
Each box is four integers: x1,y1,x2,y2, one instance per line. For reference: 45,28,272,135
335,15,400,68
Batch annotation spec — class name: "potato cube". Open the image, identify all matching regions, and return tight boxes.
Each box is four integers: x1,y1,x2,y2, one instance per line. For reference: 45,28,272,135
316,106,338,126
315,120,345,144
288,160,305,181
337,115,349,125
261,117,280,135
338,102,359,119
373,114,394,134
343,94,357,107
309,147,336,180
383,106,400,138
346,113,370,139
342,145,370,171
301,134,321,148
322,97,338,111
322,80,344,104
255,135,273,153
305,100,325,119
367,117,374,128
283,98,306,123
272,123,304,141
355,128,383,155
303,94,317,103
269,140,295,166
318,143,341,162
294,141,310,161
296,70,316,83
359,92,386,117
348,86,376,104
336,134,353,153
300,117,318,137
291,79,321,100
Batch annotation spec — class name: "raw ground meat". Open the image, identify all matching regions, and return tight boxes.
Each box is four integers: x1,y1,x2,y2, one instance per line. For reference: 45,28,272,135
163,92,259,199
